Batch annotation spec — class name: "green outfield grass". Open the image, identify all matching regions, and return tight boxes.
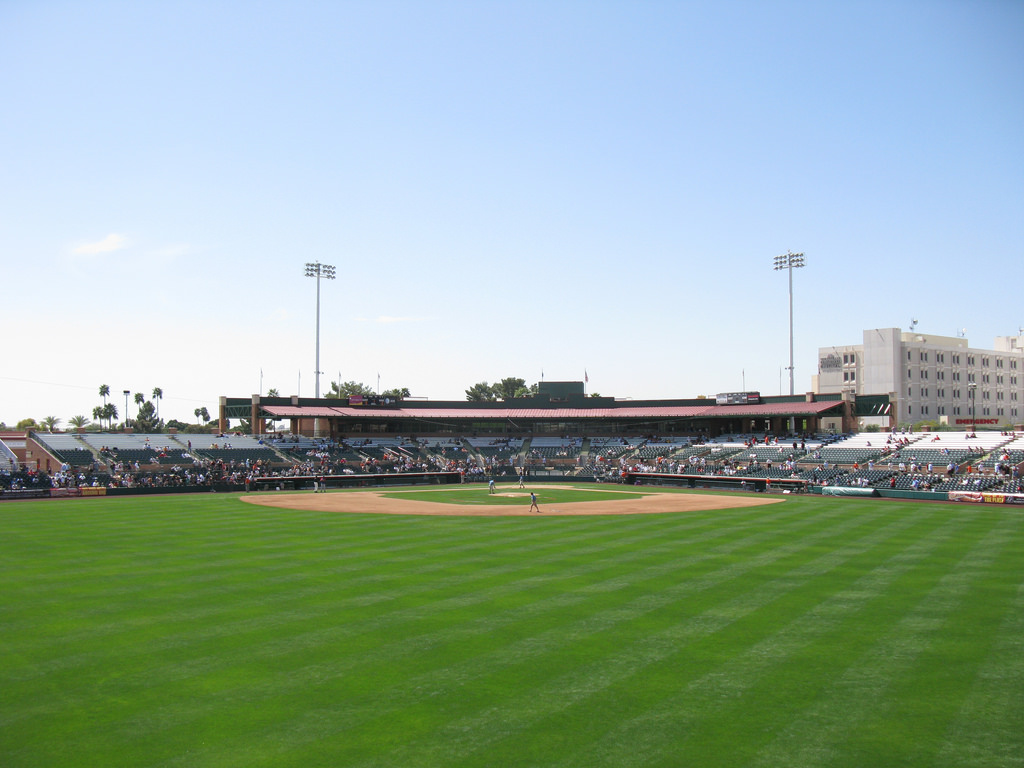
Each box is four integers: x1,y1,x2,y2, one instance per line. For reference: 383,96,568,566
1,490,1022,767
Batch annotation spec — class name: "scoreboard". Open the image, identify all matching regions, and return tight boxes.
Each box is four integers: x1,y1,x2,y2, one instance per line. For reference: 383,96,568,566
715,391,761,406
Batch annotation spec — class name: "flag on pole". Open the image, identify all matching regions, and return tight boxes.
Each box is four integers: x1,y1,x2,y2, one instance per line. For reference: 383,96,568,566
585,370,589,383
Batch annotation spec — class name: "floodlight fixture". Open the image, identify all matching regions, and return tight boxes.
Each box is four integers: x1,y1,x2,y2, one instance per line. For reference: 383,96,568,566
304,262,336,403
773,251,806,401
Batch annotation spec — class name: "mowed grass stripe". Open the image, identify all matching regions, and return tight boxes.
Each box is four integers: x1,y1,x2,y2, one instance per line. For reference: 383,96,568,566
2,494,1022,768
746,513,1021,768
2,498,743,667
935,575,1024,768
331,504,958,767
97,501,864,765
9,499,839,765
185,503,923,767
547,503,989,768
1,498,806,735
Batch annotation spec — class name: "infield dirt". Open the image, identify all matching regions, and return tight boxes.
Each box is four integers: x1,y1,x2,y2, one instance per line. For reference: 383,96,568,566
241,486,784,516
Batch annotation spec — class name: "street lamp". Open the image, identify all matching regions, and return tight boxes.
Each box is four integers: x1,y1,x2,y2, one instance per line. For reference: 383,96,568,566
305,262,336,436
773,251,806,398
967,381,977,434
123,390,130,429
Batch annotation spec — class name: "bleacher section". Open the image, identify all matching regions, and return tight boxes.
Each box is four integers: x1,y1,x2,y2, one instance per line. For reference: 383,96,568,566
12,428,1024,497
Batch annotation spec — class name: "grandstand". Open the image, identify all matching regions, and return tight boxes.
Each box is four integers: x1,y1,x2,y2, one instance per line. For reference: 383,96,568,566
5,425,1023,501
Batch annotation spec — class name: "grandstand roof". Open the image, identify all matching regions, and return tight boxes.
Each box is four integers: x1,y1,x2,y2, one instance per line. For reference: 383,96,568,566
261,400,842,420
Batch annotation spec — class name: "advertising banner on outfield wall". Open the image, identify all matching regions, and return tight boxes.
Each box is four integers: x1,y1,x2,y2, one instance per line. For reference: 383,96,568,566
949,491,1024,505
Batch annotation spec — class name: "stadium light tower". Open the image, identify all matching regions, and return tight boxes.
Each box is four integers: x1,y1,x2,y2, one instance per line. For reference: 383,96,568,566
304,261,336,407
773,251,806,397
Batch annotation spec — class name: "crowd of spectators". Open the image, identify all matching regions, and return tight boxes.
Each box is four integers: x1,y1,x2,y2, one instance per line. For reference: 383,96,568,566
6,428,1024,496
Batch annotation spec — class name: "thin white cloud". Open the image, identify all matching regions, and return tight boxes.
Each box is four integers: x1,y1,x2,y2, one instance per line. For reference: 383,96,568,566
72,233,129,255
355,316,425,324
148,243,192,259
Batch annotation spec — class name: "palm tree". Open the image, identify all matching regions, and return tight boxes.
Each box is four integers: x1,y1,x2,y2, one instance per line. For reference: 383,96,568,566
41,415,60,432
68,415,90,430
92,405,104,429
152,387,163,419
98,384,111,429
103,403,118,429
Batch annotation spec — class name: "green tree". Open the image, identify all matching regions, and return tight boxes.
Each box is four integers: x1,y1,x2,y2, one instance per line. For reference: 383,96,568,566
152,387,163,419
133,401,163,433
40,416,61,432
492,377,526,401
92,406,104,428
102,403,118,429
382,387,411,399
326,380,375,398
194,407,210,424
266,388,280,397
97,384,111,428
465,382,497,402
68,415,90,430
16,418,38,430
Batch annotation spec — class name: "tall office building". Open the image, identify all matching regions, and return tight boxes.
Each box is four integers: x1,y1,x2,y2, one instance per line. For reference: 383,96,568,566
815,328,1024,428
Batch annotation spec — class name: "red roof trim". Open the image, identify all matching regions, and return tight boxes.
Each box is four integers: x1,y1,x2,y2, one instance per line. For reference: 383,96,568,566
260,401,842,420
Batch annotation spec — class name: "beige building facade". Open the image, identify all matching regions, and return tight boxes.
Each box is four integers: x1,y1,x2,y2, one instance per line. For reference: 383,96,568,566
814,328,1024,428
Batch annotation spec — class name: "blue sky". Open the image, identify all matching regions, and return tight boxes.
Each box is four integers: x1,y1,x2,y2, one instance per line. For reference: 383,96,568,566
2,0,1022,427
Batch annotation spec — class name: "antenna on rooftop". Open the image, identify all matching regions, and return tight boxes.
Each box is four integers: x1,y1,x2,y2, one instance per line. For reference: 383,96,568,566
909,318,918,332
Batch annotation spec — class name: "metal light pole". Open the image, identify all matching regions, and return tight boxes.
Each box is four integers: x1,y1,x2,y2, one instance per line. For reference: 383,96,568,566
123,390,130,430
968,381,977,433
305,262,336,436
773,251,806,396
773,251,805,435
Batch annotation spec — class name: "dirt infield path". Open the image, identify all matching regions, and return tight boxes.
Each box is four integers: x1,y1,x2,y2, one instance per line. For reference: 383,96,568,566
241,486,784,516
